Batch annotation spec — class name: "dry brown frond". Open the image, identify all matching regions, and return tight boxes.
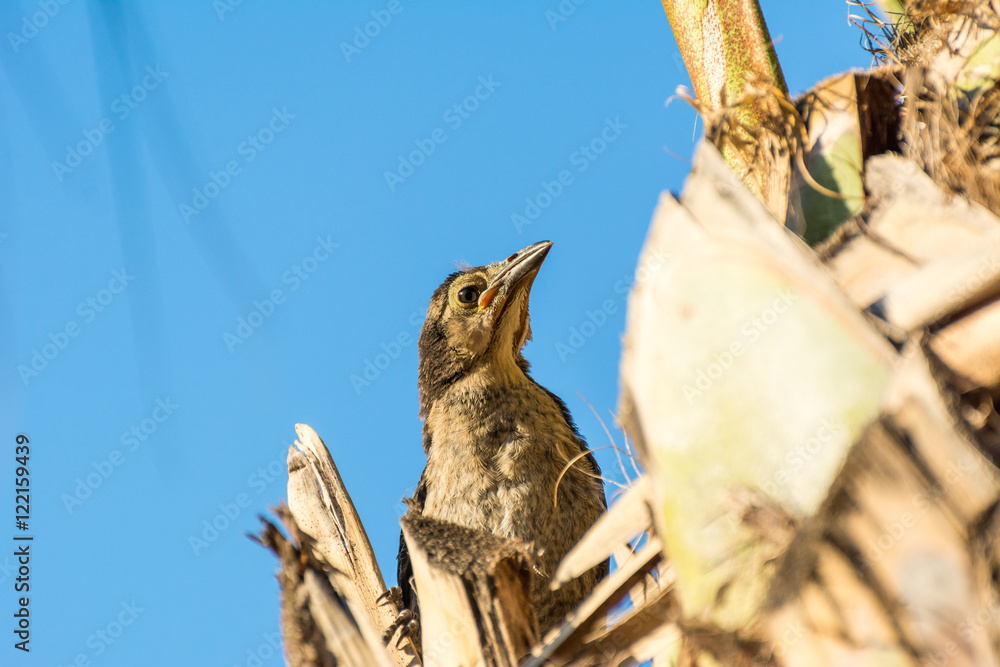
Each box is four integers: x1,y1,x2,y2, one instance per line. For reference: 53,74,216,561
849,0,903,65
903,70,1000,215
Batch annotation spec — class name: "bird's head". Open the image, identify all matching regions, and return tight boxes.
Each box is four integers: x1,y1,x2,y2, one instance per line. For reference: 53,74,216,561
418,240,553,416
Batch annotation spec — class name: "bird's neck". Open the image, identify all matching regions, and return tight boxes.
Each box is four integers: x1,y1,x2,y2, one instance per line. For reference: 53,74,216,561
472,348,528,387
422,357,531,449
443,355,528,412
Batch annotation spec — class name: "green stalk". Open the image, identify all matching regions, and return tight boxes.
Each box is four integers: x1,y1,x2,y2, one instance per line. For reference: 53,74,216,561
661,0,792,222
662,0,787,124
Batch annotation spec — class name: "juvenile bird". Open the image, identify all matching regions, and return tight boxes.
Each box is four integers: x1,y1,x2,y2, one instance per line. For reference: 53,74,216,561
397,240,607,633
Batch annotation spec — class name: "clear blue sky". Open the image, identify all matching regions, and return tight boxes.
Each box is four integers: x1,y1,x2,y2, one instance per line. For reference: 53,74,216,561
0,2,871,665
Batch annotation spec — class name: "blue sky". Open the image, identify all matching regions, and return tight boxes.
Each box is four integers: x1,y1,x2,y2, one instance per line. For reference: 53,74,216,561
0,2,872,665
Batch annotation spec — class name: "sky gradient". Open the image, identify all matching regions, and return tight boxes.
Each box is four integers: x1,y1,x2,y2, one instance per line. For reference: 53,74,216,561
0,2,873,665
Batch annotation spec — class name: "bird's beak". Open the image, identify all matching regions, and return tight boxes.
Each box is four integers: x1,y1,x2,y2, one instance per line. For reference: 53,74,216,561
479,241,553,313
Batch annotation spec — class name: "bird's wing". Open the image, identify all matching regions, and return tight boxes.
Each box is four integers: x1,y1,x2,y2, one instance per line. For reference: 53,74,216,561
396,469,428,611
530,378,608,507
582,446,610,583
529,379,610,581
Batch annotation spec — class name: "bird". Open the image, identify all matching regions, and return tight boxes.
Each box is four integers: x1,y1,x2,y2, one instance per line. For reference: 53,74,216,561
395,240,608,635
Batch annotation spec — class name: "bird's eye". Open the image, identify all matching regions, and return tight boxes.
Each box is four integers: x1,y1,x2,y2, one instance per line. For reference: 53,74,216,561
457,285,480,305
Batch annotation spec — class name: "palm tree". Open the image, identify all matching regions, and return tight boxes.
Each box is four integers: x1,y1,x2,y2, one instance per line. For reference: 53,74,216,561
259,2,1000,664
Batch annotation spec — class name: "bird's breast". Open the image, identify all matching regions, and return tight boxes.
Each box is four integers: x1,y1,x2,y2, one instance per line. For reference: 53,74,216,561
420,378,595,549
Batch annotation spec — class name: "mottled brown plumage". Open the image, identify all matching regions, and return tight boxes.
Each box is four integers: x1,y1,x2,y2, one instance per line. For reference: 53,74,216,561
397,241,607,633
